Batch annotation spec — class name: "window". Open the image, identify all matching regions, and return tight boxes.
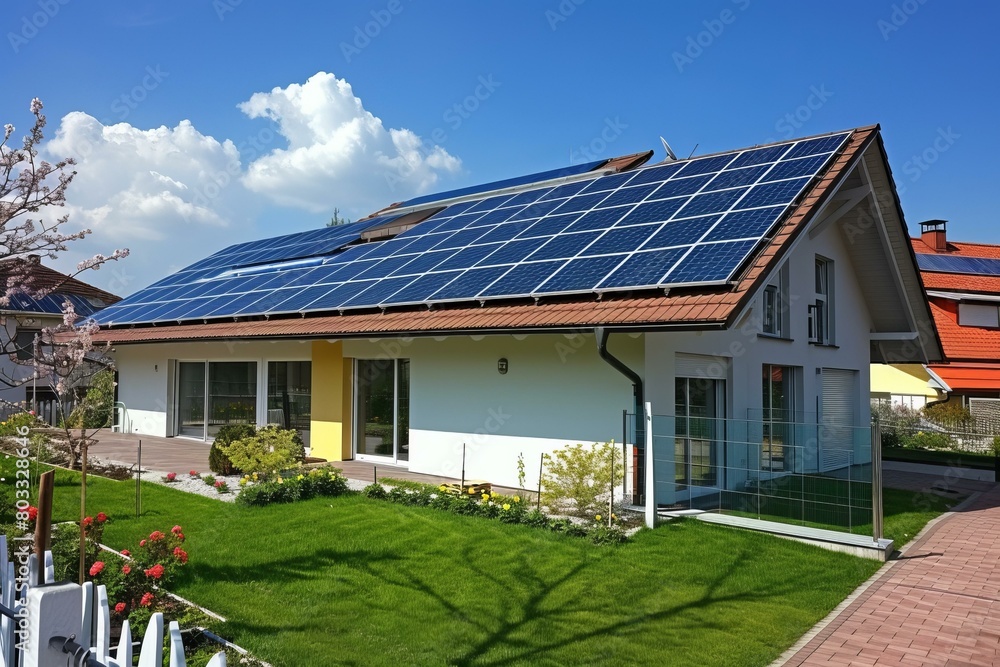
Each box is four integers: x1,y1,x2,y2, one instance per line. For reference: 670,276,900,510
809,257,833,344
355,359,410,463
761,262,788,338
175,361,258,440
267,361,312,447
762,365,798,472
958,303,1000,328
14,329,39,361
763,285,781,336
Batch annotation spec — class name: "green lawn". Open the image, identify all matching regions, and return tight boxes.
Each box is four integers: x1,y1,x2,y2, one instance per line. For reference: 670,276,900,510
39,466,921,667
723,476,955,544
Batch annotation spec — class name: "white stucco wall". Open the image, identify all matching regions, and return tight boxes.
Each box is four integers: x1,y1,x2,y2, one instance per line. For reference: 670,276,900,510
343,334,643,488
111,339,314,437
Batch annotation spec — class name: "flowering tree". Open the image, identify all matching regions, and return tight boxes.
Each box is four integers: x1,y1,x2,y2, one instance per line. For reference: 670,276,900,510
0,99,127,456
2,98,129,582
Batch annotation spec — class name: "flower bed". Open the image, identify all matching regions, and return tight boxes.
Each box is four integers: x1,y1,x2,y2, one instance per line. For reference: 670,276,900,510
363,480,630,545
236,467,350,506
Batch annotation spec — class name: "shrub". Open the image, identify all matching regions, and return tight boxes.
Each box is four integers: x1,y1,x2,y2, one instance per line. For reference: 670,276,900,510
363,483,387,499
923,401,975,431
88,522,189,621
66,369,116,429
236,467,348,507
540,442,623,518
589,523,628,545
871,402,923,449
907,430,953,450
209,424,255,475
221,425,303,476
202,474,216,487
0,411,45,437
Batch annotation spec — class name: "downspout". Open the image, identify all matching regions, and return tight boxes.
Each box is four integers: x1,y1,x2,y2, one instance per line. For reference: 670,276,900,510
595,327,645,505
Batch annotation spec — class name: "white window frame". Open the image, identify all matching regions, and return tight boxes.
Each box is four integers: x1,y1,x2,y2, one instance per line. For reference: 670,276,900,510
810,257,834,344
761,262,789,338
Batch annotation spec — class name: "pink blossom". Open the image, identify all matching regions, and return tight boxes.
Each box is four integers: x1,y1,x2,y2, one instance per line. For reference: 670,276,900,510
114,602,126,614
89,561,104,577
29,98,42,114
140,592,154,607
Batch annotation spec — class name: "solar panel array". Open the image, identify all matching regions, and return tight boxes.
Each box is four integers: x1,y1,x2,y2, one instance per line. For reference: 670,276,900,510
916,253,1000,276
95,131,850,326
8,291,107,318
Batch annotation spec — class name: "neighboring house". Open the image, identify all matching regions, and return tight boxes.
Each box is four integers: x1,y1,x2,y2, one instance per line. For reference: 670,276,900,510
874,221,1000,423
0,259,120,412
91,126,939,505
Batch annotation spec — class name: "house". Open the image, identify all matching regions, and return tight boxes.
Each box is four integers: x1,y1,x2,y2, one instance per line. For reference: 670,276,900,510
0,259,120,413
872,222,1000,424
91,126,939,507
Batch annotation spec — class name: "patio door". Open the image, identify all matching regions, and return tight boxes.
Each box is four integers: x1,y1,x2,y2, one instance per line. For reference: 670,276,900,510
674,377,724,489
355,359,410,464
174,361,258,440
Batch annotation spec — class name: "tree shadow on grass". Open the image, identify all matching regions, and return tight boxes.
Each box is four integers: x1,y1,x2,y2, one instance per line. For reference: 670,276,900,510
180,529,803,666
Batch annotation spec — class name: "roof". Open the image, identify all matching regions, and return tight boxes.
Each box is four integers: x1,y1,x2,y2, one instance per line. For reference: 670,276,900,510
911,238,1000,259
0,260,120,317
927,301,1000,362
93,128,884,344
927,363,1000,392
921,272,1000,294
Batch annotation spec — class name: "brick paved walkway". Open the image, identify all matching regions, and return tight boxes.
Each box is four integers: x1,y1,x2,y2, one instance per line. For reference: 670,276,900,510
777,485,1000,666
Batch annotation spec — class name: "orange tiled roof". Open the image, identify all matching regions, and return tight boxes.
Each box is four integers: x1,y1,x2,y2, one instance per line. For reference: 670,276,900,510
912,238,1000,259
927,363,1000,391
921,272,1000,294
93,128,878,345
928,300,1000,362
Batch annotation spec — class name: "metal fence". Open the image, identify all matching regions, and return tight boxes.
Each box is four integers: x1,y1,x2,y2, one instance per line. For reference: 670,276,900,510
0,399,77,428
626,412,875,535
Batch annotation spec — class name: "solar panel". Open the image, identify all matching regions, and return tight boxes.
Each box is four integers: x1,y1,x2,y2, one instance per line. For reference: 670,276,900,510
916,253,1000,276
94,131,851,326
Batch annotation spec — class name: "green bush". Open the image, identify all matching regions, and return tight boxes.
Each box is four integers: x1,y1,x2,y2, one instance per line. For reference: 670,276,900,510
209,424,254,475
923,400,974,431
236,468,349,507
221,425,304,476
871,402,922,449
540,442,623,518
907,430,953,450
362,483,387,499
66,369,116,429
0,411,45,437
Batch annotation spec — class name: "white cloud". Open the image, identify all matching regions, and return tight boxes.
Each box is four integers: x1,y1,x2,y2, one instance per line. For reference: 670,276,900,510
239,72,462,213
36,71,463,295
42,112,248,294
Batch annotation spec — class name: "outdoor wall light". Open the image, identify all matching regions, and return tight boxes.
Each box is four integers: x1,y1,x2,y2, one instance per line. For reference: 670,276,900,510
498,358,508,375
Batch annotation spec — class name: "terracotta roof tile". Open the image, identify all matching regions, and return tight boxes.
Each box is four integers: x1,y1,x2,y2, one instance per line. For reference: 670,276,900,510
928,300,1000,362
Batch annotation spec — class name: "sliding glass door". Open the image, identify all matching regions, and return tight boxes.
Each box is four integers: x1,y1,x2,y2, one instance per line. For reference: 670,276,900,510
174,361,257,440
177,362,206,438
267,361,312,447
355,359,410,463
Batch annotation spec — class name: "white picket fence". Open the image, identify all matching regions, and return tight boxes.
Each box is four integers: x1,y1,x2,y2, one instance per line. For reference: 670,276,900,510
0,535,225,667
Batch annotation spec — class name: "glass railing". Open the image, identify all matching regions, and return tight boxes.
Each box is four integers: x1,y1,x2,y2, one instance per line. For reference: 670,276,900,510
626,413,875,536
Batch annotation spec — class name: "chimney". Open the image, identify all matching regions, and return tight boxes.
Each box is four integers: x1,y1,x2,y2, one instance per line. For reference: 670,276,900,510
919,219,948,252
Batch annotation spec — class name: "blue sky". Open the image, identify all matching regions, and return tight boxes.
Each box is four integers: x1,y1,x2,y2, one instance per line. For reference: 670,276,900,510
5,1,998,294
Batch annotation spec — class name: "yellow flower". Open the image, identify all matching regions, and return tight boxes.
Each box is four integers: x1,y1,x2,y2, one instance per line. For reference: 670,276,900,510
482,493,490,501
513,496,520,503
502,503,511,511
468,488,476,495
297,474,305,481
277,476,284,484
439,485,447,492
595,514,602,522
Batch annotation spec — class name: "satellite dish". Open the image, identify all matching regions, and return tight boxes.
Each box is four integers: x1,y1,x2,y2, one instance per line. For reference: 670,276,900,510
659,136,678,162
